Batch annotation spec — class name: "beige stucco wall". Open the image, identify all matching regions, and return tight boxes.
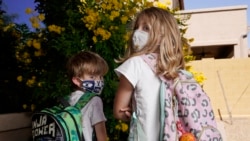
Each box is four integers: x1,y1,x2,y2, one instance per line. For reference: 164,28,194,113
190,58,250,118
180,5,249,58
190,58,250,141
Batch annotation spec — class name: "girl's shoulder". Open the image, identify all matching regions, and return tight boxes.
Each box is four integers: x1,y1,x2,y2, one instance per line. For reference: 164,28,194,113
118,55,144,69
129,53,158,61
126,55,144,63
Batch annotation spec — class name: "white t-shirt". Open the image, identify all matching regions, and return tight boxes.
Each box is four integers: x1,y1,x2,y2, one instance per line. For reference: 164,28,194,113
68,90,107,141
115,56,161,141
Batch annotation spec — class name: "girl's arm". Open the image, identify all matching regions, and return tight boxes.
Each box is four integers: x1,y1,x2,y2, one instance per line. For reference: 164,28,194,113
113,74,133,121
94,121,108,141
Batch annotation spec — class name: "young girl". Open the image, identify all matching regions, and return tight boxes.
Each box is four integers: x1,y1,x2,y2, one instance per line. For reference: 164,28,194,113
113,7,185,140
67,51,108,141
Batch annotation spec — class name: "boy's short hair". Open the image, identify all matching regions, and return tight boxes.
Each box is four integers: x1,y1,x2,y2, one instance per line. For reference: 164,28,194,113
66,51,109,79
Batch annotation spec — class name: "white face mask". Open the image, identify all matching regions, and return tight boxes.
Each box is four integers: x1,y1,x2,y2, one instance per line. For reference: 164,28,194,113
132,30,149,51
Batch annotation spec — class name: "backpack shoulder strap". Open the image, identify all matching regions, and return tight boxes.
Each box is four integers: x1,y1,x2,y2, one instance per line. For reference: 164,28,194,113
141,53,174,82
75,92,97,110
141,53,157,70
141,53,163,79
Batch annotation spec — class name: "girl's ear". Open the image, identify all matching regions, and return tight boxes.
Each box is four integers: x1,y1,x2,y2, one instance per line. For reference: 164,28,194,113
72,77,81,87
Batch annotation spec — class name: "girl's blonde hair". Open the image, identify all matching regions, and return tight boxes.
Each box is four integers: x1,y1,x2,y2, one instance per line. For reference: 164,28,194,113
116,7,185,79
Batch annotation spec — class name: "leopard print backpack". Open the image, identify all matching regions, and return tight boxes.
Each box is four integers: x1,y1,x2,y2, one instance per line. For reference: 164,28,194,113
142,53,223,141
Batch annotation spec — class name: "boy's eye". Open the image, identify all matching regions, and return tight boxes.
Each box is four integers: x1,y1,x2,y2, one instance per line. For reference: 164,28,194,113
90,76,95,79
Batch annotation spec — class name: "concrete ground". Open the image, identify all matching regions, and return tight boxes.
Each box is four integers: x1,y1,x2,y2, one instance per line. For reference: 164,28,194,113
217,118,250,141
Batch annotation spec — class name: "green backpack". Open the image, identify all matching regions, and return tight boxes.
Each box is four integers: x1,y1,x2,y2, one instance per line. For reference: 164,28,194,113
31,92,97,141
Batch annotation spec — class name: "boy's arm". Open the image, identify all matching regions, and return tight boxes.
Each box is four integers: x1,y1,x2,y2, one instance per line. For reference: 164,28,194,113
94,121,108,141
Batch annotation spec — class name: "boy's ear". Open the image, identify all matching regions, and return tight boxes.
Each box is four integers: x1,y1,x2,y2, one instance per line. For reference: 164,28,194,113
72,77,81,87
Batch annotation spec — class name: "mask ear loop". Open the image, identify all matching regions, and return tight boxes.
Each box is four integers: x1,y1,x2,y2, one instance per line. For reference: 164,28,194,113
76,77,87,92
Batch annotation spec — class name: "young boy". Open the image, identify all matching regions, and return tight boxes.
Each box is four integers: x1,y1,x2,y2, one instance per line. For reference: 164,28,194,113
66,51,108,141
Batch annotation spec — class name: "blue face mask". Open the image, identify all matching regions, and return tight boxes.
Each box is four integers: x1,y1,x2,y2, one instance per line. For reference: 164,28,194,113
81,80,104,95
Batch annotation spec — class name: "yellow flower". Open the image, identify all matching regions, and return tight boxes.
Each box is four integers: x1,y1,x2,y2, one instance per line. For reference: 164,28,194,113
82,9,100,30
94,28,111,41
106,4,112,10
31,104,36,112
145,1,154,8
32,76,36,80
111,11,120,18
109,16,114,21
165,0,172,5
23,52,30,59
23,104,28,109
17,75,23,82
187,66,206,85
115,121,128,132
25,8,33,14
113,0,122,10
109,26,114,30
115,124,121,130
26,77,36,87
120,16,128,24
123,33,129,41
25,58,32,64
32,39,41,50
26,39,33,47
34,50,43,57
3,26,9,32
38,33,43,38
154,2,168,9
32,22,40,29
92,36,97,43
80,0,86,3
194,74,206,85
37,82,42,87
48,24,64,34
101,3,107,10
29,17,40,28
38,14,45,21
189,38,194,42
3,23,15,32
121,123,128,132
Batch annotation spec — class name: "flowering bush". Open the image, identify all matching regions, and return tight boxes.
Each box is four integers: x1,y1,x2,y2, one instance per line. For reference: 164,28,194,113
1,0,205,140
